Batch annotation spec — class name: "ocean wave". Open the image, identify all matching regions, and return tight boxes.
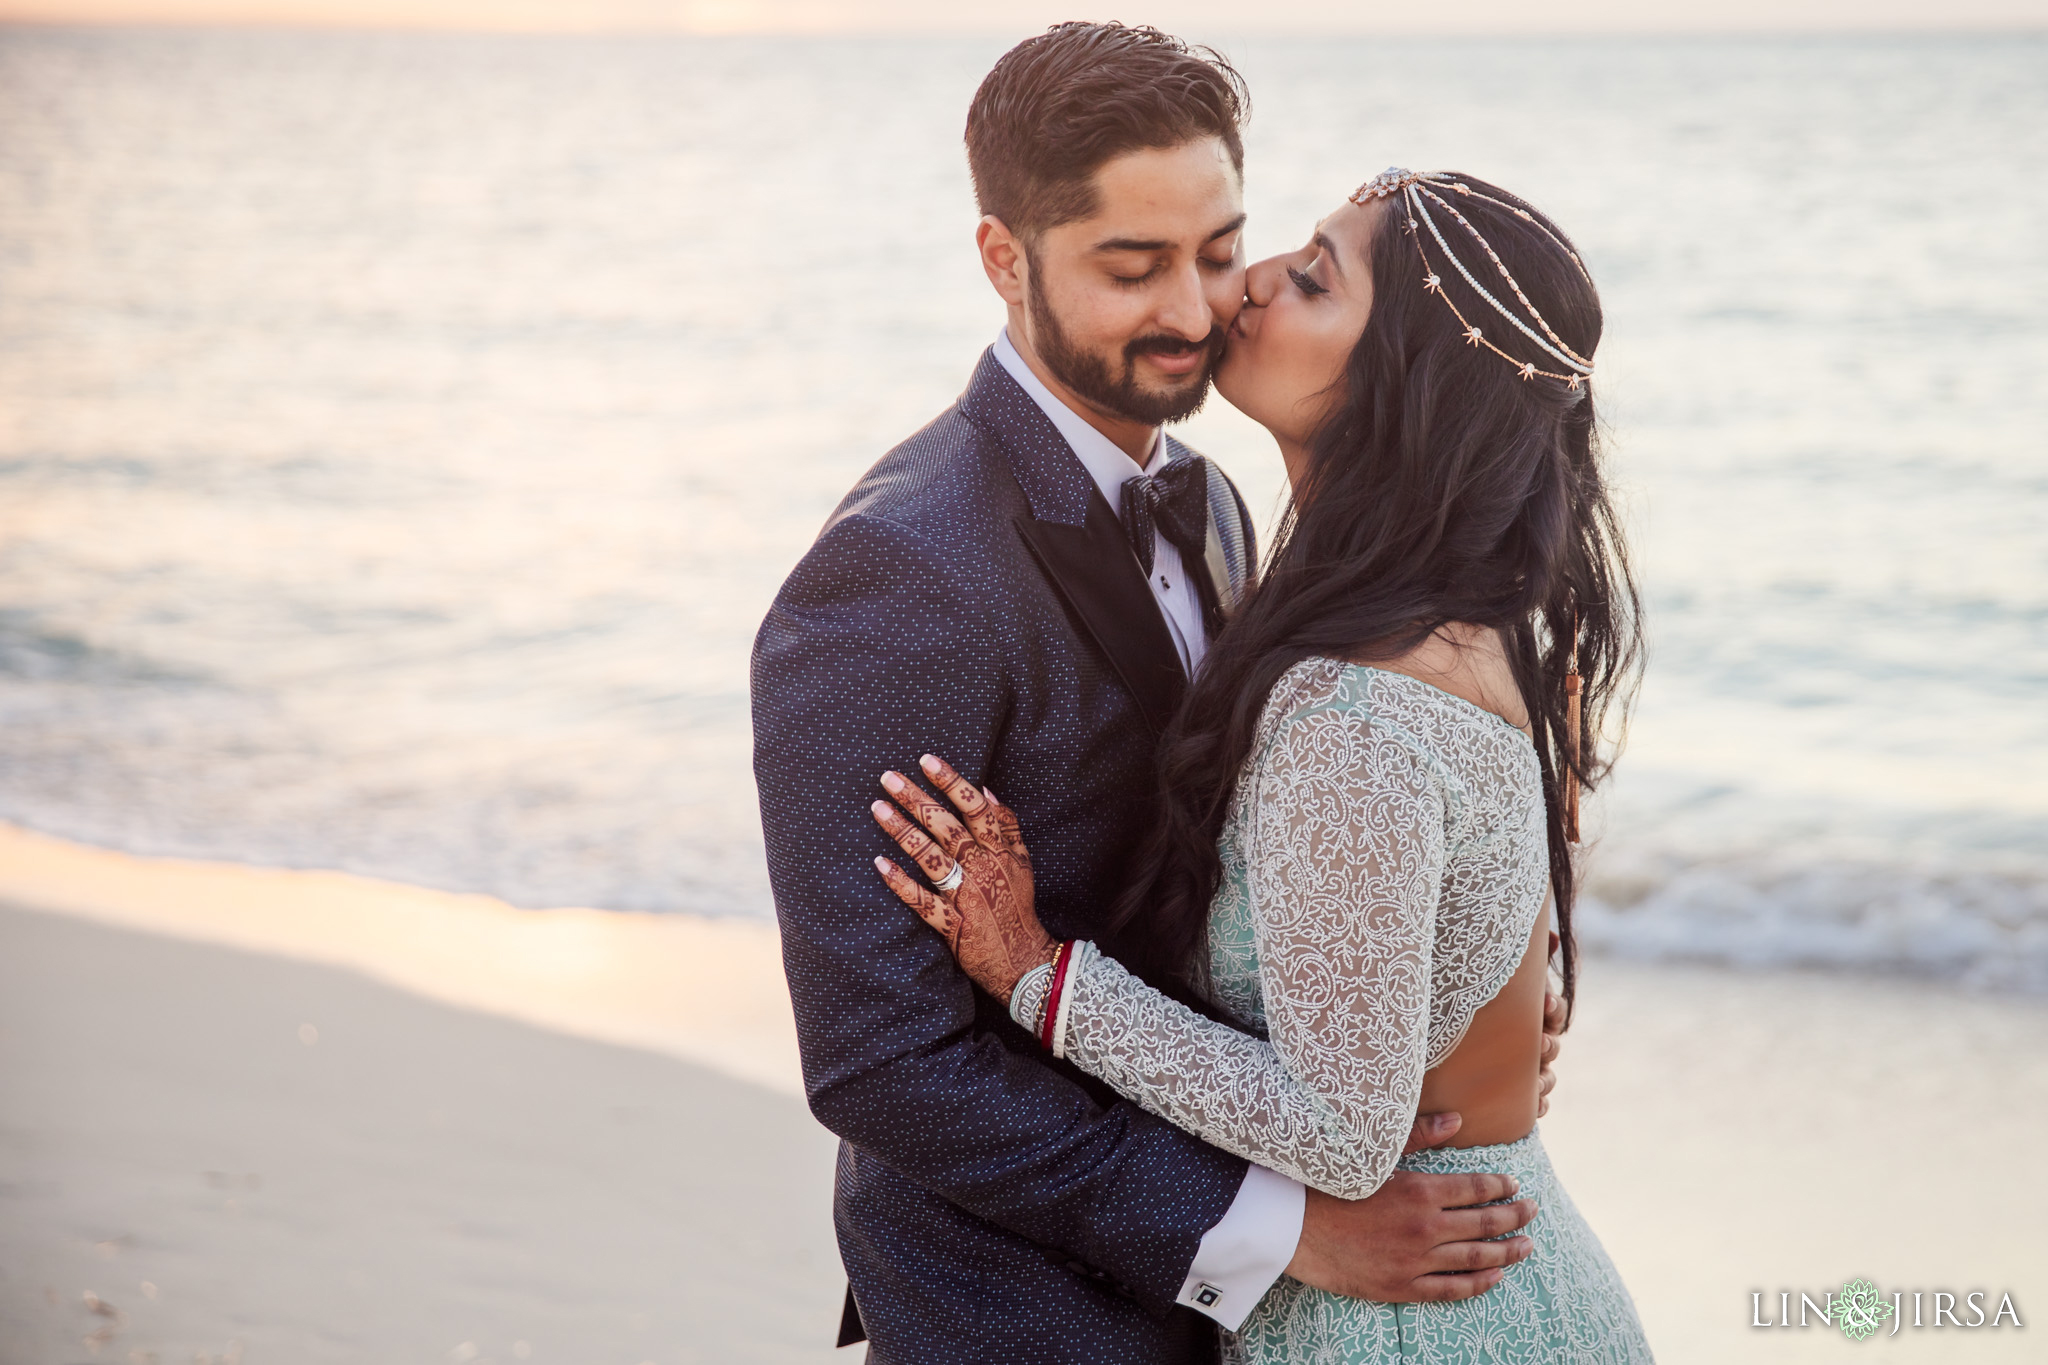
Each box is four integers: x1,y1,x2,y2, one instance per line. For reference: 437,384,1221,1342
1579,849,2048,994
0,613,200,686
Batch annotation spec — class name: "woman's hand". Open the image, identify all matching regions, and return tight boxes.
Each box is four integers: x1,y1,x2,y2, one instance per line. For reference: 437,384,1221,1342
871,754,1057,1001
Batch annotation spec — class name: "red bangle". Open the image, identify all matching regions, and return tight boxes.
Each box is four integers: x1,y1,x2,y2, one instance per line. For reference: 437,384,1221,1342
1038,941,1074,1052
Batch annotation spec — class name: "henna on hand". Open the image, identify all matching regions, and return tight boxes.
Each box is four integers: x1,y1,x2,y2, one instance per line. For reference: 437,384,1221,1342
871,755,1056,999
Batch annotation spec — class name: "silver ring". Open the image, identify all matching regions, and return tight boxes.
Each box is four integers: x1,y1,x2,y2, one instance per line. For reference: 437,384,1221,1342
933,861,965,894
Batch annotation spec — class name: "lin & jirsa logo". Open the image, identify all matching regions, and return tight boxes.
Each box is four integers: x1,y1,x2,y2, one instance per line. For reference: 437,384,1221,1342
1751,1277,2024,1340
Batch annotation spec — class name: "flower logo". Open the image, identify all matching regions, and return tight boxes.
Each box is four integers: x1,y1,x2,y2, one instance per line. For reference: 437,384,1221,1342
1834,1278,1894,1341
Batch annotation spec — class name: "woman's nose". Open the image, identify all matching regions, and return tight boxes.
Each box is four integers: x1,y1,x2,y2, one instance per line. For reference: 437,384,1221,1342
1243,255,1284,309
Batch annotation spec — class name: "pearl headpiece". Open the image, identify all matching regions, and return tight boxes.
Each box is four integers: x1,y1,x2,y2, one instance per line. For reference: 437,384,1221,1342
1350,168,1595,389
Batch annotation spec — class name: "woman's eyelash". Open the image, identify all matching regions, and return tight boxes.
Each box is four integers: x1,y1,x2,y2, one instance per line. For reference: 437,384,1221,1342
1288,266,1328,296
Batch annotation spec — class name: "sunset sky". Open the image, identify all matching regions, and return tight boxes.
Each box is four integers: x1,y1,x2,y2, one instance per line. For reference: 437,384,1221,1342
3,0,2043,32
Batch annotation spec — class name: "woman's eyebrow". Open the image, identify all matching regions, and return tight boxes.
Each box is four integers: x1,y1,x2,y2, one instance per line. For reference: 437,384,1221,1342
1314,231,1347,278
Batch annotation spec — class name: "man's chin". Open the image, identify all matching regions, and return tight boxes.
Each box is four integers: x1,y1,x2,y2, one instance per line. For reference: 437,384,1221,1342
1122,360,1212,423
1131,373,1214,425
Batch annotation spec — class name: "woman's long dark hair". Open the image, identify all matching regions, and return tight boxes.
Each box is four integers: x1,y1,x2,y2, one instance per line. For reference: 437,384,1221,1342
1107,173,1642,1025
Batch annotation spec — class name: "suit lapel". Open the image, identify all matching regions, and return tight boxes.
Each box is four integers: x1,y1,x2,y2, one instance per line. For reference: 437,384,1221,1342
1013,497,1186,736
960,351,1188,736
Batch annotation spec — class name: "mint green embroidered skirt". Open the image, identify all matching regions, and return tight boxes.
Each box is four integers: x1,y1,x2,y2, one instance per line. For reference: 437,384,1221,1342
1226,1130,1654,1364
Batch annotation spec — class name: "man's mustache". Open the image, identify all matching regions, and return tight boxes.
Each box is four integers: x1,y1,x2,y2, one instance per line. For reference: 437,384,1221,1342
1124,326,1227,365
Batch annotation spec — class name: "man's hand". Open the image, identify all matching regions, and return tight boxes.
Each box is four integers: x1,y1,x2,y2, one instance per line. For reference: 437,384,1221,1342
1286,1112,1537,1302
1537,929,1566,1118
1538,988,1566,1117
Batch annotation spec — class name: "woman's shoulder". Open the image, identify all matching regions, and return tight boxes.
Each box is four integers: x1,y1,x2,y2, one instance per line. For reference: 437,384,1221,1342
1252,656,1467,767
1243,640,1535,808
1355,625,1531,735
1262,631,1529,735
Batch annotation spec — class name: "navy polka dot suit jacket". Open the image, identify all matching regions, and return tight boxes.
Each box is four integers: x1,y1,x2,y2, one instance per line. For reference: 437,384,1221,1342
752,351,1260,1365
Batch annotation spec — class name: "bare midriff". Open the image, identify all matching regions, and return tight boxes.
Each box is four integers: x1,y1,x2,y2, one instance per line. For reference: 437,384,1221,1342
1417,901,1551,1148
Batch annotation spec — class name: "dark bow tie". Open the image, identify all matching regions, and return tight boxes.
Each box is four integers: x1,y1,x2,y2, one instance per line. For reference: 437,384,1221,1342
1119,456,1211,578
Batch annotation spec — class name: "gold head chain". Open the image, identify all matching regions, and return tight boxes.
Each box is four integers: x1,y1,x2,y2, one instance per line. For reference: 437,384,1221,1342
1351,168,1595,389
1353,169,1592,841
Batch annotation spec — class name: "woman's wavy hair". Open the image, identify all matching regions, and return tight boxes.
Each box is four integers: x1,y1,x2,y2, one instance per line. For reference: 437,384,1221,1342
1105,173,1642,1025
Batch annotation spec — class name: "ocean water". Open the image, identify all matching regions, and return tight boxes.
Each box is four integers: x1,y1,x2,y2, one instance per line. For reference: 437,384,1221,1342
1,27,2044,990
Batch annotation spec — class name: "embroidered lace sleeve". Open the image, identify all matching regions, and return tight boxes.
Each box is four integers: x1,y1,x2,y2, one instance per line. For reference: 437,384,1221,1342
1062,700,1445,1200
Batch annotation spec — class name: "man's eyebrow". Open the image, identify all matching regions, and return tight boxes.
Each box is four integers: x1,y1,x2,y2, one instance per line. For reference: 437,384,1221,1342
1204,213,1249,244
1090,213,1248,254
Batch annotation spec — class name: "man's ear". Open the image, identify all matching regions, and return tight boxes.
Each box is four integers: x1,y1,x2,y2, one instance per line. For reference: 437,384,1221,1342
976,216,1028,307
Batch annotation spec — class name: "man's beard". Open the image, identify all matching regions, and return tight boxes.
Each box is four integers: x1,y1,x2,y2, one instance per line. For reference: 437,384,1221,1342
1027,262,1224,427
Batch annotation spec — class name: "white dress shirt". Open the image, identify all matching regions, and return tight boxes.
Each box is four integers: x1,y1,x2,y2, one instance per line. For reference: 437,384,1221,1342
992,329,1305,1331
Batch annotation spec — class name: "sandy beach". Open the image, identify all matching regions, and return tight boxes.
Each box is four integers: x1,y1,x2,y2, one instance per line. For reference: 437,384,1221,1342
0,905,843,1365
2,822,2043,1362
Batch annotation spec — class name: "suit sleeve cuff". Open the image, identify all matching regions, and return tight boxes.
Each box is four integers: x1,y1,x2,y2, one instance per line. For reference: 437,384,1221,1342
1175,1162,1305,1332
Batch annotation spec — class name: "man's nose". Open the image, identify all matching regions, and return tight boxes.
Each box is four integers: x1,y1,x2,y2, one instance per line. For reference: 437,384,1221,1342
1155,260,1216,341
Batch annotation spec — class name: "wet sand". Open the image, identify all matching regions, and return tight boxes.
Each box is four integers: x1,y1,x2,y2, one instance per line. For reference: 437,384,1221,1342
1,822,2043,1362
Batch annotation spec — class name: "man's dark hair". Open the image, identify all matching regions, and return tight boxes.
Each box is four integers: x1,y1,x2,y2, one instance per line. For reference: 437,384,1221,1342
965,22,1249,237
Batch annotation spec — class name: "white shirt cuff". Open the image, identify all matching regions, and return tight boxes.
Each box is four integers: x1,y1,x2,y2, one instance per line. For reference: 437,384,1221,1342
1176,1162,1305,1331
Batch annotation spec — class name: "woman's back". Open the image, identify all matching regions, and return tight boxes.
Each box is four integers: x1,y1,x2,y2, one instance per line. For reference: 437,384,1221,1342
1203,656,1551,1183
1366,626,1555,1149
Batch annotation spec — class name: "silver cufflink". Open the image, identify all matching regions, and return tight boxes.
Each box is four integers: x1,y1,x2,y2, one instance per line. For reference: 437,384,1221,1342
1193,1283,1222,1307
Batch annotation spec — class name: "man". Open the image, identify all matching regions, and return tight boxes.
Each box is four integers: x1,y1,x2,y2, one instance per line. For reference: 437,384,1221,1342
752,23,1547,1363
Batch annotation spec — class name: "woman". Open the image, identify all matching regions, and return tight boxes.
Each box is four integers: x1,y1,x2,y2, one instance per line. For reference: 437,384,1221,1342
867,169,1649,1362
